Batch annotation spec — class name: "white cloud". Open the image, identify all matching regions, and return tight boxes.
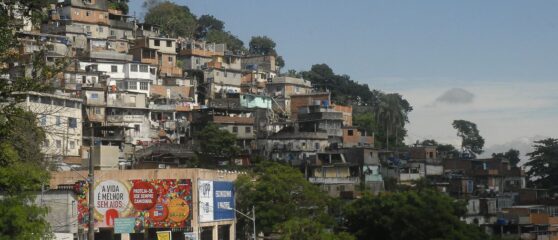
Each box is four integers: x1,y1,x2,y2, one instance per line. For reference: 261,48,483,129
401,81,558,153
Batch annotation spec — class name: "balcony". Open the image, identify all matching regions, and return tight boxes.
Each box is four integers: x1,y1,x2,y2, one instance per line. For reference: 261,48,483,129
309,177,360,184
109,20,134,30
212,115,254,125
179,48,221,57
150,104,176,111
89,51,133,61
107,115,145,123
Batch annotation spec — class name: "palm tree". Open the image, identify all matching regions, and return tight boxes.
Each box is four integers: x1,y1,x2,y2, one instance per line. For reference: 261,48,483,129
375,94,406,151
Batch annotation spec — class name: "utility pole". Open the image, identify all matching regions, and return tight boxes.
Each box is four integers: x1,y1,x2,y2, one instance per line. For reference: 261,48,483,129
88,124,95,240
252,205,256,240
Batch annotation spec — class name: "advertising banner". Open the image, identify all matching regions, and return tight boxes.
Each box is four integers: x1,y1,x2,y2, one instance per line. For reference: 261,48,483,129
76,179,192,232
157,231,172,240
198,180,235,222
213,181,235,220
114,218,135,234
198,180,214,222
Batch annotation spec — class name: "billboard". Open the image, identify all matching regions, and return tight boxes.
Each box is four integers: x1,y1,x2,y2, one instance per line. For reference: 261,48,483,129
198,181,235,222
75,179,192,232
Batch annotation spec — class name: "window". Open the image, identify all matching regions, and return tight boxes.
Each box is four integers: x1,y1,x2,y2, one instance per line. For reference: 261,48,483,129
92,76,97,82
98,26,103,32
232,126,238,133
154,39,160,46
131,64,138,72
166,40,172,47
315,142,320,150
139,65,148,72
53,99,64,106
91,93,99,99
245,127,251,133
140,82,148,90
168,56,173,62
82,75,86,83
44,139,49,148
295,86,300,93
195,58,200,64
86,11,91,16
150,68,156,74
276,87,281,92
56,140,62,148
128,82,137,90
69,141,75,149
40,115,46,126
68,117,77,128
348,129,354,136
110,30,115,36
85,26,90,31
111,65,117,72
95,107,101,114
56,116,61,126
134,124,140,133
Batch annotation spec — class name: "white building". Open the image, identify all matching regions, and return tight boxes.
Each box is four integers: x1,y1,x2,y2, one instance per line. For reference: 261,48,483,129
15,91,83,163
79,61,157,96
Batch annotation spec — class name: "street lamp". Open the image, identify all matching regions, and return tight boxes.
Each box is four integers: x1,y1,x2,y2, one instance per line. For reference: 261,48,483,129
221,205,256,240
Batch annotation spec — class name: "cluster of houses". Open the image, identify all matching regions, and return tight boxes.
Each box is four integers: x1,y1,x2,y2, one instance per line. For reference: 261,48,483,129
6,1,558,239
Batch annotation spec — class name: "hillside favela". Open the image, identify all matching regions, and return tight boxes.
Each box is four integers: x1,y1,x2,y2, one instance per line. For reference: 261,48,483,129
1,1,558,240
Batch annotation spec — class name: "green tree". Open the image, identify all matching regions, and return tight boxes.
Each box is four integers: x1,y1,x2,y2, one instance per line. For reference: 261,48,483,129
276,218,355,240
276,55,285,71
524,138,558,192
452,120,485,157
344,190,488,240
144,2,197,38
353,112,378,137
206,30,245,53
492,149,521,167
249,36,277,56
235,161,331,238
0,2,54,238
194,123,239,164
195,14,224,39
376,93,411,150
108,0,129,14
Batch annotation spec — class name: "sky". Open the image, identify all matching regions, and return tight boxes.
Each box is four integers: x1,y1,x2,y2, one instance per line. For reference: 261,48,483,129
131,0,558,159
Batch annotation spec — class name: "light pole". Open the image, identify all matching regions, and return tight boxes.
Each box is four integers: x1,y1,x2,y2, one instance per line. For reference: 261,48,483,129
222,206,256,240
88,124,95,240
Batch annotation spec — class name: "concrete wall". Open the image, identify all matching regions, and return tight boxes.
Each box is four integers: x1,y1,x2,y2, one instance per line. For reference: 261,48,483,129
35,190,78,236
61,6,109,25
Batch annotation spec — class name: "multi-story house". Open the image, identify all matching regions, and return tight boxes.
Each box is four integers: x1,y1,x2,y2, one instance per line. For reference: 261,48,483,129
260,127,329,166
266,76,313,117
57,0,110,39
298,104,344,145
242,55,277,74
105,91,151,145
135,23,160,38
107,8,134,40
15,91,83,165
80,61,156,96
177,39,225,71
130,36,182,77
307,152,360,198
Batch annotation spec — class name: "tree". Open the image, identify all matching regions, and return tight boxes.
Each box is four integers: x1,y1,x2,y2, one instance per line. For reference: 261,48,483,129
108,0,129,14
0,2,54,238
206,30,245,53
344,190,488,240
353,112,378,137
144,2,197,38
276,55,285,71
492,149,521,167
375,93,411,150
249,36,277,56
195,14,224,39
452,120,485,157
235,161,331,238
276,218,355,240
524,138,558,192
194,123,239,164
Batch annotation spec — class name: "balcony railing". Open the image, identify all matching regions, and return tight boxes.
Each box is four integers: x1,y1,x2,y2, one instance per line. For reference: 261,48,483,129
109,20,134,30
107,115,145,123
308,177,360,184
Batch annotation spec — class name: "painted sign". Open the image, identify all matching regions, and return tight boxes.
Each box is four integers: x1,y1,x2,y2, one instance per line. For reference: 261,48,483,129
157,231,172,240
130,181,157,210
76,179,192,232
199,181,235,222
114,218,136,234
213,181,235,220
198,180,214,222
